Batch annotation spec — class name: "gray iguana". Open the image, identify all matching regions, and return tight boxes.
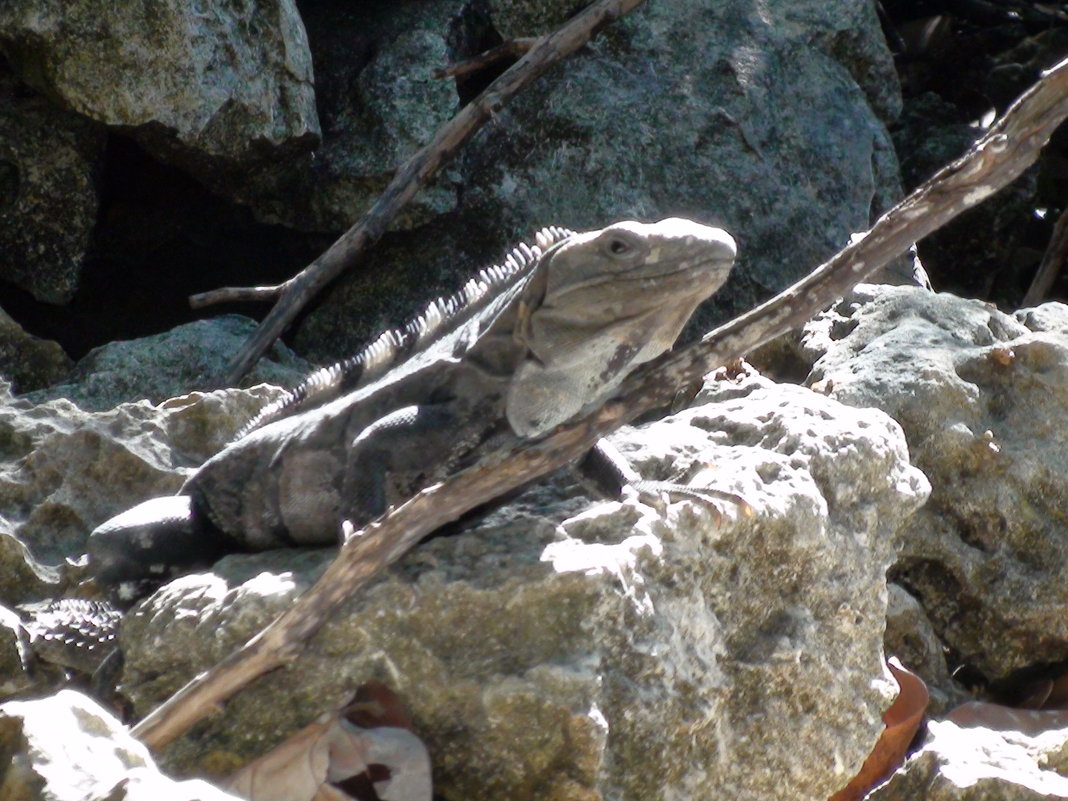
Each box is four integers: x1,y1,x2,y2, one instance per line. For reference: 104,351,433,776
87,218,737,599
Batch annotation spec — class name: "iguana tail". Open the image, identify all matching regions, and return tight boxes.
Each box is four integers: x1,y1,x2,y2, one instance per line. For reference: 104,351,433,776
87,496,240,601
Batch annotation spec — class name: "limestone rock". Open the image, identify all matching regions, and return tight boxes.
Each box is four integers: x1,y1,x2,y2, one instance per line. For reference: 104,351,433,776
0,689,239,801
0,67,103,304
0,532,64,608
803,285,1068,681
0,0,319,174
0,306,72,394
868,721,1068,800
26,315,309,412
117,371,927,800
0,380,283,568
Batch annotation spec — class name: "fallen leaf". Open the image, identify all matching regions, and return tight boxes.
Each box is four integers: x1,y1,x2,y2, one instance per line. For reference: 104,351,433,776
1016,670,1068,710
228,683,431,801
829,657,929,801
345,680,415,730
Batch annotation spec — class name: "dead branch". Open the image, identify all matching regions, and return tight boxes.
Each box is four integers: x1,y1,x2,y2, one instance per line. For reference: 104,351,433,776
433,38,539,80
190,284,285,307
132,55,1068,752
1022,204,1068,306
207,0,650,388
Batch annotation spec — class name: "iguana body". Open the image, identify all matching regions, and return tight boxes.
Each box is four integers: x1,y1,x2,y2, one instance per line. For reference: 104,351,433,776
88,219,736,596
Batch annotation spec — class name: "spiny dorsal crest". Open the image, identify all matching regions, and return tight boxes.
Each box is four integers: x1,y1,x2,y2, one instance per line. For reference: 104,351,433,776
235,225,576,440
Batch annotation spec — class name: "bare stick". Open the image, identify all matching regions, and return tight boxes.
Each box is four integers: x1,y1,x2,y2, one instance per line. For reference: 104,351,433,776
190,284,285,308
133,56,1068,751
1022,204,1068,306
434,38,539,80
211,0,650,388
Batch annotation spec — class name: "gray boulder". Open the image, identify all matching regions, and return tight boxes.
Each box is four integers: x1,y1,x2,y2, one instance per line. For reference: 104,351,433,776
0,67,103,304
0,306,71,394
485,0,578,39
803,286,1068,682
116,371,927,800
0,0,319,175
26,315,308,412
235,2,460,232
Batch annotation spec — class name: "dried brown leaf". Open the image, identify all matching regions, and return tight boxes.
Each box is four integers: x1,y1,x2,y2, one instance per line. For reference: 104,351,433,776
828,658,929,801
228,684,431,801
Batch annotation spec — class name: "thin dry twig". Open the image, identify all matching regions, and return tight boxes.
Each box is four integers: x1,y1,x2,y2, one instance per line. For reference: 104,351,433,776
190,284,286,307
131,56,1068,752
1022,204,1068,306
433,37,539,80
205,0,650,388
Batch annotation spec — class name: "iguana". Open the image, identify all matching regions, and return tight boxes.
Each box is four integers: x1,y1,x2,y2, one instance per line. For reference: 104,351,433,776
87,218,737,601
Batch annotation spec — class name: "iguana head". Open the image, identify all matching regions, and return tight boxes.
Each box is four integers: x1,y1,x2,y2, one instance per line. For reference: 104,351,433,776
508,217,737,437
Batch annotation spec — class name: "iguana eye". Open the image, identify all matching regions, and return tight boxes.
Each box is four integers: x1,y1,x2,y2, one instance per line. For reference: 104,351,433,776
603,235,633,257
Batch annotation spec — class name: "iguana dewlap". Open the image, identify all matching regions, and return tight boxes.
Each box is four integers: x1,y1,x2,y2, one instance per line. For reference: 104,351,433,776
87,219,736,598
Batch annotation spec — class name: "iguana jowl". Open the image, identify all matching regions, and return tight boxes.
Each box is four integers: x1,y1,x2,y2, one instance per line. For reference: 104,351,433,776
88,219,737,596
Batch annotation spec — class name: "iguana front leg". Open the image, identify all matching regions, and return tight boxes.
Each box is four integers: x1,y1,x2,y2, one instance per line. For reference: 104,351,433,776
339,403,490,528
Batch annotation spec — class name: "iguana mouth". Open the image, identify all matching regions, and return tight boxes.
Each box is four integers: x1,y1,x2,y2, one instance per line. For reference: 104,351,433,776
551,255,733,292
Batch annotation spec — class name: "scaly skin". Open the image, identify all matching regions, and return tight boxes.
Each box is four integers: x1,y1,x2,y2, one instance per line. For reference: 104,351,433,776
87,218,736,598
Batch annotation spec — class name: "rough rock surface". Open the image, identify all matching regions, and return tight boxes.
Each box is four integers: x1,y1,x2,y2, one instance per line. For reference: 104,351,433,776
0,532,64,608
884,583,964,715
486,0,580,39
236,2,459,231
803,286,1068,683
0,689,240,801
459,0,902,302
868,721,1068,800
114,371,927,801
0,380,283,569
0,67,103,304
0,307,71,394
296,0,908,361
0,0,319,174
24,315,308,412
